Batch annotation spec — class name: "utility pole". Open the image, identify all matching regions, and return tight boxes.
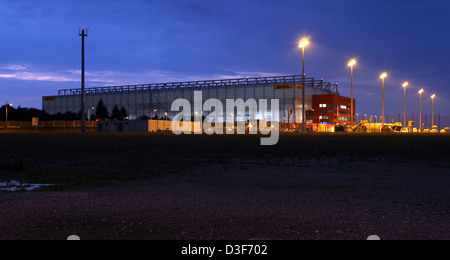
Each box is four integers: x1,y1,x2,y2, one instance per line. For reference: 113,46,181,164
79,28,88,133
299,39,309,132
302,47,306,132
380,73,387,127
5,101,9,129
419,89,424,132
431,94,436,128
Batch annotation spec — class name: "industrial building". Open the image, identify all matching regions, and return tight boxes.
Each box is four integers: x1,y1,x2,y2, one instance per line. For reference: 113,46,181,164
313,94,355,125
43,75,349,125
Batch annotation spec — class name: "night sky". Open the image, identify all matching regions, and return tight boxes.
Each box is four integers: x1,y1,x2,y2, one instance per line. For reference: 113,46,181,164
0,0,449,122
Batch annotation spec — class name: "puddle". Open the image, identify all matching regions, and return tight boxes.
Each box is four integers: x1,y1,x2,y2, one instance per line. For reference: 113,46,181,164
0,180,54,192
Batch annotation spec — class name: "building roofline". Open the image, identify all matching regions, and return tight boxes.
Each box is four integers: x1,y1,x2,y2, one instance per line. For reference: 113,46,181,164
53,75,339,97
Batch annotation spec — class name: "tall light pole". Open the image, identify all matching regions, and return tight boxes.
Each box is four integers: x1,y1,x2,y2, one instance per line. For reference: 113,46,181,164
348,59,357,125
299,38,310,132
79,28,88,133
380,73,388,127
402,82,408,128
431,94,436,127
419,89,424,132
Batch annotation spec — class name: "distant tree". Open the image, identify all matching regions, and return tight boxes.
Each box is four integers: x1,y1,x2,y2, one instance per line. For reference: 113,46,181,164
137,115,150,120
0,105,90,121
90,113,98,121
119,107,128,120
0,105,53,121
48,111,78,121
111,105,121,120
152,114,159,120
95,99,109,120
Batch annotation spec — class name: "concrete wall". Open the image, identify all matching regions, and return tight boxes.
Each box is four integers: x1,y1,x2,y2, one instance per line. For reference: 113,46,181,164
97,120,203,133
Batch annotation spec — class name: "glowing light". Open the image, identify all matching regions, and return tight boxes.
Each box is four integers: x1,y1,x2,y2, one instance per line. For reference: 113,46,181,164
431,94,436,99
419,89,424,94
402,82,409,88
380,73,388,79
348,59,357,67
299,38,310,48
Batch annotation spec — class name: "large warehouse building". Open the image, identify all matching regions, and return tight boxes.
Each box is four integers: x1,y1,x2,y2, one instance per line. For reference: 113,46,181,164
43,75,353,124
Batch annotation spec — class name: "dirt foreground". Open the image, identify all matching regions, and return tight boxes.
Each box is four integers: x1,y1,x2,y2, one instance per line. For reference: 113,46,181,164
0,133,449,240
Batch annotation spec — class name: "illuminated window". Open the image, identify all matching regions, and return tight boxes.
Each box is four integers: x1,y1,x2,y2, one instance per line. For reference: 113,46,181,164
319,116,323,120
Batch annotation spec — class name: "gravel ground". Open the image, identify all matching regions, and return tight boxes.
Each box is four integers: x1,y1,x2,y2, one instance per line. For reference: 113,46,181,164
1,160,448,240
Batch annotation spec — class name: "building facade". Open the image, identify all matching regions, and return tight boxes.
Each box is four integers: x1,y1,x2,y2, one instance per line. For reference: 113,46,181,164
312,94,355,125
43,75,342,124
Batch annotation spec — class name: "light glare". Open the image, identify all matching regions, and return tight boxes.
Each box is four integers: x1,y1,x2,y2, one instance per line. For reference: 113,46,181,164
299,38,310,48
348,59,357,67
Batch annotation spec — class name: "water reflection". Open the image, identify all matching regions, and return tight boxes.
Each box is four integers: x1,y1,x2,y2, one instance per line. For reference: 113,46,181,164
0,180,54,192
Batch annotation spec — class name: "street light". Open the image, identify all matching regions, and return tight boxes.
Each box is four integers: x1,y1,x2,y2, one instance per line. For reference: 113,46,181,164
402,82,409,128
419,89,424,132
299,38,310,132
431,94,436,128
5,103,12,129
380,73,388,126
348,59,357,125
88,106,95,121
165,112,168,121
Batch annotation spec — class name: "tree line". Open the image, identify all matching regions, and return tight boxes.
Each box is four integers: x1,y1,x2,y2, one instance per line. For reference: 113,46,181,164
93,99,128,120
0,99,129,121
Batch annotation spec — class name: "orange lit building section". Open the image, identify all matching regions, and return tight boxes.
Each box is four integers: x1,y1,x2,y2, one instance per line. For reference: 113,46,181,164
312,94,355,124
